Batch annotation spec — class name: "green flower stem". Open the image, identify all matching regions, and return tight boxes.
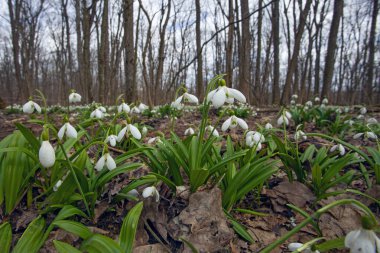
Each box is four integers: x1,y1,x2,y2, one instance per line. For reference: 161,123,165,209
35,89,48,124
260,199,377,253
58,142,91,218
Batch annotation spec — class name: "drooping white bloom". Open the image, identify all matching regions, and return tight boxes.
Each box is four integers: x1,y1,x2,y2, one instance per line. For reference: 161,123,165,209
345,120,355,126
221,116,248,131
184,127,195,136
305,101,313,107
288,242,320,253
290,100,296,105
118,102,130,113
106,135,118,147
130,106,141,114
23,101,41,114
58,123,78,140
360,107,367,115
322,98,328,104
295,130,307,141
246,131,265,149
117,124,142,141
284,111,292,119
206,125,219,137
344,107,350,113
138,103,148,111
330,144,346,156
354,132,377,140
336,108,342,114
69,92,82,103
147,137,161,144
90,107,106,119
277,115,289,126
265,123,273,130
345,228,380,253
39,141,56,168
95,153,116,171
357,114,365,120
174,92,198,106
367,118,378,124
171,101,184,110
291,94,298,100
127,189,139,198
142,186,160,202
53,180,63,191
314,97,320,103
207,86,246,108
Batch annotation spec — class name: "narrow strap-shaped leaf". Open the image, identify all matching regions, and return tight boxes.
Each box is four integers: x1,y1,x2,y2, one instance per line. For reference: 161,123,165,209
53,220,92,240
12,216,46,253
81,234,122,253
53,240,82,253
119,202,144,252
0,222,12,253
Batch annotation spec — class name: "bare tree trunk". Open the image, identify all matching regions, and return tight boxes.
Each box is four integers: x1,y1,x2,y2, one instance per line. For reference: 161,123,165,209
254,0,263,105
272,0,280,104
123,0,135,103
321,0,343,99
98,0,109,103
239,0,251,102
195,0,203,99
280,0,312,104
225,0,234,87
365,0,378,104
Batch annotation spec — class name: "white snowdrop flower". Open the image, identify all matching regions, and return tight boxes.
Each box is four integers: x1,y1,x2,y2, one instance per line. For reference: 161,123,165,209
246,131,265,148
367,118,378,124
127,189,139,198
138,103,148,111
367,132,377,140
147,137,161,144
353,133,364,139
322,98,328,104
290,100,296,105
304,106,309,111
291,94,298,100
118,102,130,113
184,127,195,136
206,125,219,137
174,92,198,106
142,186,160,202
90,108,105,119
295,130,307,141
288,242,320,253
277,115,289,126
95,153,116,171
39,141,56,168
171,101,184,110
23,101,41,114
336,108,342,114
117,124,142,141
314,97,320,103
142,126,148,136
305,101,313,107
207,86,246,108
284,111,292,119
58,123,77,140
345,120,355,126
69,92,81,103
106,135,118,147
344,107,350,113
130,106,141,114
53,180,63,192
357,114,365,120
221,116,248,131
330,144,346,156
345,228,380,253
360,107,367,115
265,123,273,130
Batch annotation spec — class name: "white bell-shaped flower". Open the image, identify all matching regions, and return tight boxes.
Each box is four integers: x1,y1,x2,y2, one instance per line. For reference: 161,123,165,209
53,180,63,191
354,132,377,140
118,102,130,113
127,189,139,198
314,97,320,103
58,123,78,140
291,94,298,100
207,86,246,108
69,92,82,103
345,228,380,253
130,106,141,114
142,186,160,202
322,98,328,104
206,125,219,137
95,153,116,171
221,116,248,131
174,92,198,106
184,127,195,136
23,101,41,114
288,242,320,253
367,118,378,124
39,141,56,168
330,144,346,156
265,123,273,130
106,135,118,147
171,101,184,110
277,115,289,126
117,124,142,141
138,103,148,111
246,131,265,144
147,137,161,144
305,101,313,107
90,107,106,119
295,130,307,141
360,107,367,115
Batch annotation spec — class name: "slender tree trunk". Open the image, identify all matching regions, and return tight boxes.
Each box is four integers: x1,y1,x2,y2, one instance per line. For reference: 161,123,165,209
239,0,250,102
272,0,280,104
195,0,203,99
225,0,234,87
321,0,343,98
123,0,135,103
254,0,263,105
98,0,109,103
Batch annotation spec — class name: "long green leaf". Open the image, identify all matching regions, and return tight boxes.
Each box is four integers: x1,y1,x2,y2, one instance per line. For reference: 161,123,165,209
119,202,144,252
81,234,122,253
0,222,12,253
53,240,82,253
12,216,46,253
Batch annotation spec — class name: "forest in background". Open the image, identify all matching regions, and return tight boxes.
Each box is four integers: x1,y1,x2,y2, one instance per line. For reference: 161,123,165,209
0,0,378,106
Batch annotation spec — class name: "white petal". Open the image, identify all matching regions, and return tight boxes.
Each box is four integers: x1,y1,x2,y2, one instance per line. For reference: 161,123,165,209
222,117,232,131
118,104,123,113
277,116,284,126
23,101,34,114
174,95,184,105
90,110,96,118
237,118,248,130
256,142,262,151
367,132,377,140
66,123,77,139
53,180,63,191
345,230,361,248
147,137,157,144
142,186,156,198
265,123,273,129
338,144,346,156
288,242,304,251
117,127,128,142
129,124,142,140
105,154,116,170
330,145,338,153
33,102,41,113
127,189,139,198
253,132,265,143
95,109,103,119
99,106,106,112
39,141,56,168
95,156,105,171
108,136,117,147
184,93,199,104
206,89,217,102
353,133,364,139
285,111,292,119
226,97,234,104
57,124,66,140
212,88,226,108
228,88,246,103
246,137,254,148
